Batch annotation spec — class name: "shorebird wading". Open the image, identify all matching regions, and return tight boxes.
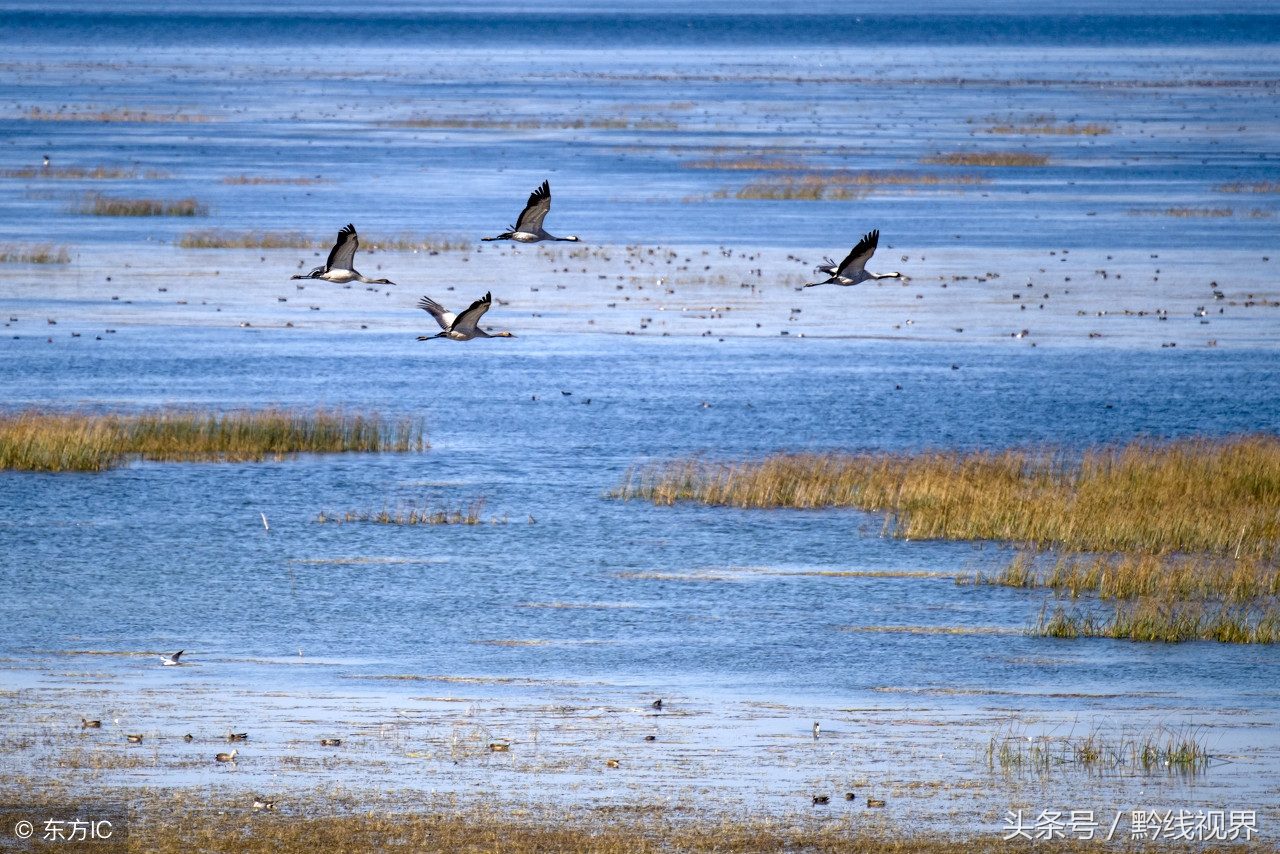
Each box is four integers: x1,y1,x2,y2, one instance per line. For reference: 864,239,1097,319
292,224,395,285
806,230,901,288
417,292,515,341
482,180,581,244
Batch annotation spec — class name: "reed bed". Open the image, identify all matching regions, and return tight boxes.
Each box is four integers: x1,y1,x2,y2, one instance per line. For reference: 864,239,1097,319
921,152,1048,166
0,166,169,179
23,107,212,123
984,723,1211,773
985,123,1110,135
971,553,1280,602
1031,599,1280,644
613,436,1280,557
733,171,984,201
219,175,328,185
74,193,206,217
1214,181,1280,194
315,499,499,525
0,408,425,471
178,229,314,249
0,243,70,264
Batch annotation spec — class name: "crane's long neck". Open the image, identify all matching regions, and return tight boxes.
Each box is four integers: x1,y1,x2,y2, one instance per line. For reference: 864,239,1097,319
355,272,394,285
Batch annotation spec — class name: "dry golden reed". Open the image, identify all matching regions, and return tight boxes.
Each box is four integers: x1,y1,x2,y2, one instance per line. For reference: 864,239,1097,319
74,193,205,216
0,408,425,471
681,157,807,170
614,436,1280,557
1032,598,1280,644
974,553,1280,602
921,152,1048,166
0,243,70,264
219,175,328,185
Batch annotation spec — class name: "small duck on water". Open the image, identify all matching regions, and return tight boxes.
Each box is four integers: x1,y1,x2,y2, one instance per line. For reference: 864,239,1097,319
215,749,238,763
125,734,144,743
252,796,277,811
81,718,101,729
813,795,830,805
320,738,341,747
226,732,248,742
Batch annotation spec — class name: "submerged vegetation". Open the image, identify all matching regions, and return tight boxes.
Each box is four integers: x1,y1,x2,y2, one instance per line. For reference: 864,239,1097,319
615,436,1280,557
921,152,1048,166
0,408,425,471
74,193,206,216
315,499,501,525
1214,180,1280,194
177,230,470,251
729,171,985,201
178,229,315,249
0,243,71,263
985,122,1110,136
0,165,169,180
219,175,329,185
22,107,212,123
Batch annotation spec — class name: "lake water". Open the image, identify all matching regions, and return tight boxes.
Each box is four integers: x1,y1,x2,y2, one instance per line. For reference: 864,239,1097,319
2,0,1279,834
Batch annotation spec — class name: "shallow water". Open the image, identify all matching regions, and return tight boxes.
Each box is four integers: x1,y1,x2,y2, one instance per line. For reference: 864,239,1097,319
2,0,1279,833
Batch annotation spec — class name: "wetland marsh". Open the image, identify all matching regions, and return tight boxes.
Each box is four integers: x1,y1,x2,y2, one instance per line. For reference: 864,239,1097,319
2,0,1279,848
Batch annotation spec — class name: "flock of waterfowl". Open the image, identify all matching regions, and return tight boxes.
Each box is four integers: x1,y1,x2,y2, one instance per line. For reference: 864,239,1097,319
292,179,897,341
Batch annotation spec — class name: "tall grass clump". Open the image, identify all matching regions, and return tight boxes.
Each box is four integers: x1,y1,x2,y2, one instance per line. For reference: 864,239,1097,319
74,193,206,217
178,230,314,249
1030,599,1280,644
613,435,1280,556
0,243,71,263
0,408,425,471
316,498,499,526
921,153,1048,166
974,553,1280,602
984,722,1211,773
